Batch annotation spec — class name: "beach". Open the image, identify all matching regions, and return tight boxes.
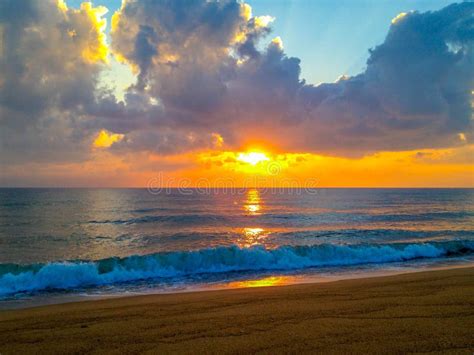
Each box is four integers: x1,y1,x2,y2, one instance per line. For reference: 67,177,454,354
1,267,473,354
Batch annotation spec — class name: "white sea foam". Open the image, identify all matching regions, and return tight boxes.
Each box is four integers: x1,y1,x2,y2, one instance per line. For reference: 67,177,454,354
1,240,472,297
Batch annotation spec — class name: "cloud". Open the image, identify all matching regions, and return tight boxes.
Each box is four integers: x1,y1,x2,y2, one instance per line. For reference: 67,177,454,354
111,0,247,109
0,0,109,164
93,129,124,148
0,0,472,171
269,2,474,155
107,1,473,156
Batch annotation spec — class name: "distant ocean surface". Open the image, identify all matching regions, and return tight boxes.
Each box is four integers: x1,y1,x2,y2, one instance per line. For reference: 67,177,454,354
0,188,473,307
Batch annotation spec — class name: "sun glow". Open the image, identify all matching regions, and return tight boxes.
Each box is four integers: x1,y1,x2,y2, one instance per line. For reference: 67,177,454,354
239,227,269,247
197,150,309,177
237,151,270,166
189,144,474,187
227,276,295,288
244,189,262,215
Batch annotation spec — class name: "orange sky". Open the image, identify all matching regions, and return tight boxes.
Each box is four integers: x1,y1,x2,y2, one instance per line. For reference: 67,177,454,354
3,144,472,188
0,1,472,188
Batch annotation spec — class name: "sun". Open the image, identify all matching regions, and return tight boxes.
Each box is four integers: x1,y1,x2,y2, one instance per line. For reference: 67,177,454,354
237,151,270,166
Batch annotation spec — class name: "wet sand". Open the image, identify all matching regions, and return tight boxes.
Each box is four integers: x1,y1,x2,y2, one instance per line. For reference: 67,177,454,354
1,267,473,354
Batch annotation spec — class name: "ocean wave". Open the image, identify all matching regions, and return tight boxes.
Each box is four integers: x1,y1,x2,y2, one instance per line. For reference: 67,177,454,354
87,210,473,226
0,240,473,297
88,214,228,225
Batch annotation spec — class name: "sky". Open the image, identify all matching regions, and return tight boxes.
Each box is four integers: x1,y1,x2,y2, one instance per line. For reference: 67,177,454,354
0,0,473,187
68,0,456,90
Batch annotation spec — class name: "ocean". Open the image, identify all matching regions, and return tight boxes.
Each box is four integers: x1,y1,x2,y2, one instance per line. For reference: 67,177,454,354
0,188,473,308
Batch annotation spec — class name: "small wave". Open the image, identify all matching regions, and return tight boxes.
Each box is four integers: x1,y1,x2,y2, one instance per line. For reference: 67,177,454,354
0,240,473,297
88,214,228,225
131,207,174,213
87,210,474,226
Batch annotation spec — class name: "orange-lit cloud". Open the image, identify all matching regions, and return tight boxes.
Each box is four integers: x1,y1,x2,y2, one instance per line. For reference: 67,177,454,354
93,130,124,148
109,145,472,189
0,0,110,165
105,1,473,158
0,1,473,188
76,3,109,63
1,145,472,187
57,0,109,63
197,150,310,176
391,12,409,24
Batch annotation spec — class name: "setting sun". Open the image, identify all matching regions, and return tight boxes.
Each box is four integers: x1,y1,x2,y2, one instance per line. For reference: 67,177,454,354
237,152,270,166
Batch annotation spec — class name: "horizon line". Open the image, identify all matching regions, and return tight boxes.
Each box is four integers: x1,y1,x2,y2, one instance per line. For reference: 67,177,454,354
0,186,473,189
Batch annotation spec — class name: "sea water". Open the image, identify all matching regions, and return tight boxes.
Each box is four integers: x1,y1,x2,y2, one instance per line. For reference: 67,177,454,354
0,188,473,307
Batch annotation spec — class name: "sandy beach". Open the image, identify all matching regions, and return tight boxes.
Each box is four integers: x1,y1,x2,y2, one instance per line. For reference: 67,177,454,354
0,267,473,354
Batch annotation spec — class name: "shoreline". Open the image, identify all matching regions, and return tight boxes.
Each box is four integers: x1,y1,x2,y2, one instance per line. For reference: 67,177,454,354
1,266,473,353
2,262,473,311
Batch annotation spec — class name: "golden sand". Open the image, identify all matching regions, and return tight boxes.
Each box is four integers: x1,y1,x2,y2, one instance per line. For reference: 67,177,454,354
1,267,473,354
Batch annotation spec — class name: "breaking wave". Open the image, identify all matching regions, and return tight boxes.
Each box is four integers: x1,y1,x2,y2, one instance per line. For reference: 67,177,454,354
1,240,473,297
